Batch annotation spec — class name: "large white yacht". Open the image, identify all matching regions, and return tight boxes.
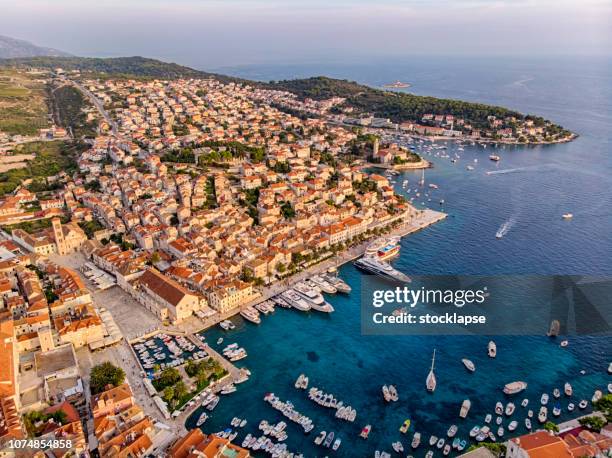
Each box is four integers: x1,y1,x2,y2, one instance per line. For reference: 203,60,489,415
281,289,311,311
293,282,334,313
310,275,337,294
354,256,411,283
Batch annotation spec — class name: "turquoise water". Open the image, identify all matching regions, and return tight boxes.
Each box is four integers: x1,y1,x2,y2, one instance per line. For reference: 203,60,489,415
185,58,612,456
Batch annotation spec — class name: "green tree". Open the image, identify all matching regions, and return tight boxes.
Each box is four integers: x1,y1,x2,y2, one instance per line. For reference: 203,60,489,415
593,394,612,421
90,362,125,394
579,416,606,432
162,387,174,403
543,421,559,433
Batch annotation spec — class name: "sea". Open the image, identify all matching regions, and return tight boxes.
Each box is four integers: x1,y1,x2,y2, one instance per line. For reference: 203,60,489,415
184,57,612,457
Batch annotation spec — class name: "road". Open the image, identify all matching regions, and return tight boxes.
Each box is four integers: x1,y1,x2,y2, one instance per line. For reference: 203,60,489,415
68,79,118,135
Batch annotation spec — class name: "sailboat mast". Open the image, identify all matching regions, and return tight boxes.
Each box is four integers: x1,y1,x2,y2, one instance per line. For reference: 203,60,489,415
431,349,436,371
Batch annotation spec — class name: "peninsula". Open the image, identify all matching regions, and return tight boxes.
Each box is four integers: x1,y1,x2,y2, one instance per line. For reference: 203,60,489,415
1,56,576,145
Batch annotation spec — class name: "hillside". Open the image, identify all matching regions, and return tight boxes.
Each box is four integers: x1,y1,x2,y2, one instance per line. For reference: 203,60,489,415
0,56,242,82
0,55,572,138
0,35,71,59
266,76,527,129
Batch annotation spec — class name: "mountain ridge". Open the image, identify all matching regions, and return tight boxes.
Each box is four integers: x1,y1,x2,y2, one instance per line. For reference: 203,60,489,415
0,35,71,59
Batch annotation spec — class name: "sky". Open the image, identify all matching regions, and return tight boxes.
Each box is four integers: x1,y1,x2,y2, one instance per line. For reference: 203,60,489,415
0,0,610,69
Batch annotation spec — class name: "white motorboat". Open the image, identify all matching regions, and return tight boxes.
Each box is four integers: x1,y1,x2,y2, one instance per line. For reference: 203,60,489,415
311,275,337,294
505,402,515,416
525,418,532,429
459,399,471,418
521,398,529,408
447,424,458,437
495,402,504,415
564,382,573,396
196,412,208,426
411,432,421,448
324,274,351,293
503,381,527,395
541,393,549,405
484,414,492,424
538,406,548,423
579,400,588,409
240,307,261,324
314,431,326,445
508,420,518,431
462,358,475,372
488,341,497,358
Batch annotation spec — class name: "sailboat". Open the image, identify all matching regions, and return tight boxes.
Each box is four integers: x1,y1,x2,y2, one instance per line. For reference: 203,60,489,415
426,349,437,392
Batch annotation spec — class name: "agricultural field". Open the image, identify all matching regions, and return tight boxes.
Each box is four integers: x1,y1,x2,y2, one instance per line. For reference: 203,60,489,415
0,69,50,136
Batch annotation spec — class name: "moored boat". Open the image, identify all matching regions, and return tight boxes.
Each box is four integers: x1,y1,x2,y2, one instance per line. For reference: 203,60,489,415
459,399,471,418
323,431,334,448
360,424,371,439
462,358,475,372
353,256,411,283
426,349,437,392
196,412,208,426
411,432,421,448
488,341,497,358
399,419,411,433
503,381,527,395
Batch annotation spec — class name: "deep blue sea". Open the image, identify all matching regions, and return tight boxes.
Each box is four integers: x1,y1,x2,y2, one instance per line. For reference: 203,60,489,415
185,57,612,457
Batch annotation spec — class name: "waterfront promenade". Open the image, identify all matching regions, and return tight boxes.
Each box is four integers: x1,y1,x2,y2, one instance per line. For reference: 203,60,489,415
182,209,447,334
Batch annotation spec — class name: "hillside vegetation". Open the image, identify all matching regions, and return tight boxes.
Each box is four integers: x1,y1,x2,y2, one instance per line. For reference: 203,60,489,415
266,76,529,128
0,56,240,82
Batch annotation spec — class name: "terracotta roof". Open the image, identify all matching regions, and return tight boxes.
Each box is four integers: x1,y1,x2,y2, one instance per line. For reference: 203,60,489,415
138,268,193,307
511,431,573,458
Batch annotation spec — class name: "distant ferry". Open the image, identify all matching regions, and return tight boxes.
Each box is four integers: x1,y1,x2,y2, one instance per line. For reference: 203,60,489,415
354,256,411,283
365,236,401,261
384,80,411,88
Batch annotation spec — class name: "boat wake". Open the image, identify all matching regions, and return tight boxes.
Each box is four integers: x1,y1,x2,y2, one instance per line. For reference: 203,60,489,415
486,168,527,176
496,218,516,239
